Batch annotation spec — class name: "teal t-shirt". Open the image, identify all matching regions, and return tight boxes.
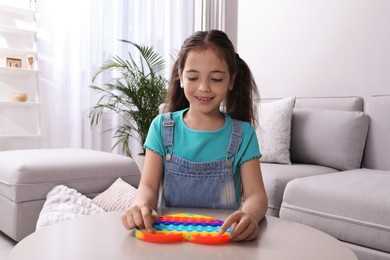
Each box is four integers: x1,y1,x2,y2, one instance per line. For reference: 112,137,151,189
144,108,262,204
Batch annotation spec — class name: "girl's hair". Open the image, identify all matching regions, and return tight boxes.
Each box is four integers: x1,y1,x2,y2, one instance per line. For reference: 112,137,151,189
165,30,259,125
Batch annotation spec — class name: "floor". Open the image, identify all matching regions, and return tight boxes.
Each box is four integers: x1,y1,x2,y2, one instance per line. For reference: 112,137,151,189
0,231,16,259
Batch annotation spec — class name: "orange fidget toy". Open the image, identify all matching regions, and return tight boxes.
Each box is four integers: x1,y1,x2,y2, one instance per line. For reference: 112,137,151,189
135,213,231,244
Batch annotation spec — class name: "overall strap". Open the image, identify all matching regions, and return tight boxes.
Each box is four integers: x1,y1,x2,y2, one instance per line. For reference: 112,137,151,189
163,113,175,160
226,119,242,167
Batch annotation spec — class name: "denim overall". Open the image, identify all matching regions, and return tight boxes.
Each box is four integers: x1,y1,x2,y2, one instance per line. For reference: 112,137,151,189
161,113,242,210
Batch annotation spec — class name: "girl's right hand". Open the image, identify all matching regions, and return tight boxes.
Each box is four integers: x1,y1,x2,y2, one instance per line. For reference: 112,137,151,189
121,203,159,233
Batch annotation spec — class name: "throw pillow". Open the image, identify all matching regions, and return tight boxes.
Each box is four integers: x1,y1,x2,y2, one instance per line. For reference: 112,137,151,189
290,108,369,170
36,185,104,230
92,177,137,211
257,96,296,164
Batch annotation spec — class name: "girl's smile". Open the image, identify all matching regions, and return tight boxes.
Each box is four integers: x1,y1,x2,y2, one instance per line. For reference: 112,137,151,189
195,96,213,104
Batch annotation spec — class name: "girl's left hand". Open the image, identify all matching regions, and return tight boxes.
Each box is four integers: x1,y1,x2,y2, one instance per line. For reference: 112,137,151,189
219,210,260,241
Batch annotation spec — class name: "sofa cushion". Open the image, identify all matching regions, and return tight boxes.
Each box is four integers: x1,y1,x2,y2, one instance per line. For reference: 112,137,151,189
0,148,141,203
363,95,390,170
294,96,364,111
280,169,390,253
261,163,339,217
290,109,369,170
257,96,295,164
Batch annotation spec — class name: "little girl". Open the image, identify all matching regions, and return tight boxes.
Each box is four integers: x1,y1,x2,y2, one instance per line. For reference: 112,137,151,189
121,30,268,241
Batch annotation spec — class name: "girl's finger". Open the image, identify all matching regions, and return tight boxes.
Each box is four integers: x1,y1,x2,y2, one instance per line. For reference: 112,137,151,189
245,228,259,241
229,219,248,239
121,213,130,230
141,207,155,233
231,222,254,241
132,209,144,228
219,211,241,234
121,211,136,230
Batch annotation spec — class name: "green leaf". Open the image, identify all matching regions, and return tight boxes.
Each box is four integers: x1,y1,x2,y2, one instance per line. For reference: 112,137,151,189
88,39,168,157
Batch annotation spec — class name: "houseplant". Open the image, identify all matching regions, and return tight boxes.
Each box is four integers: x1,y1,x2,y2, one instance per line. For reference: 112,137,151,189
89,39,168,158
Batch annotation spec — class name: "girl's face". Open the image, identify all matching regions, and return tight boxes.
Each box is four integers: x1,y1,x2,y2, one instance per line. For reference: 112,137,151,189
179,48,233,116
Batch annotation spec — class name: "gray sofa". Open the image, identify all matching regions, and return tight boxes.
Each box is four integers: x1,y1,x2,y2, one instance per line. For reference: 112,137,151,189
261,95,390,260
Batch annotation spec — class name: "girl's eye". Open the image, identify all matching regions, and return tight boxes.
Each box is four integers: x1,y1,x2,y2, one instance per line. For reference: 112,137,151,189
187,77,198,81
212,78,223,82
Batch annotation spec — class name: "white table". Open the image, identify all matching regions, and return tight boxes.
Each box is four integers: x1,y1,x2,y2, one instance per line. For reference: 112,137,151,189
8,208,357,260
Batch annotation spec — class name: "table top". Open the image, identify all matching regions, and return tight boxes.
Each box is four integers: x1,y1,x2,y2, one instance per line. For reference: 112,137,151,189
8,208,357,260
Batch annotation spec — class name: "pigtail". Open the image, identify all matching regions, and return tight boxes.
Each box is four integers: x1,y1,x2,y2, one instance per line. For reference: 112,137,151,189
226,55,259,126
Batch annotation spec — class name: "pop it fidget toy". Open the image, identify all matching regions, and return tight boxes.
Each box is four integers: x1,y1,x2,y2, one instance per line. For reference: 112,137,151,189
135,213,232,244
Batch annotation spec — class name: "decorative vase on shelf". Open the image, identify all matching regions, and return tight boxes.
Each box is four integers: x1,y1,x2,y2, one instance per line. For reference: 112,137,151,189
27,55,34,70
11,92,28,102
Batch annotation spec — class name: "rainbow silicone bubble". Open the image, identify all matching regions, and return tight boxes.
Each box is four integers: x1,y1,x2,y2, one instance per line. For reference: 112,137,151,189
135,213,231,244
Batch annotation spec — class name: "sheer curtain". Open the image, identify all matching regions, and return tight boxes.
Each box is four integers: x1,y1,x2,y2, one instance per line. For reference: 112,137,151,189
36,0,193,155
194,0,225,31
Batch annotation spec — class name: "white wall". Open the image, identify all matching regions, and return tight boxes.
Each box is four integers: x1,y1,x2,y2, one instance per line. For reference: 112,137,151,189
237,0,390,99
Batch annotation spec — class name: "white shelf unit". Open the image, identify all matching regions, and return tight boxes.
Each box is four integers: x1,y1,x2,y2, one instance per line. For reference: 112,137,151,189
0,46,37,56
0,4,35,16
0,3,42,150
0,25,37,35
0,66,41,76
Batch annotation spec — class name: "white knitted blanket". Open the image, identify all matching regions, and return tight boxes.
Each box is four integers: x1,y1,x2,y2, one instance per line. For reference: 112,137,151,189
36,185,104,230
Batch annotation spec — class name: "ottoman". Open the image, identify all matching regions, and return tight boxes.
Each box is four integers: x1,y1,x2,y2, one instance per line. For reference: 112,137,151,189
0,148,141,241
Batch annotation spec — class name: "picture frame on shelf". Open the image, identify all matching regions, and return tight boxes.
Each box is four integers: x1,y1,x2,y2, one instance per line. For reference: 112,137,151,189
6,58,22,68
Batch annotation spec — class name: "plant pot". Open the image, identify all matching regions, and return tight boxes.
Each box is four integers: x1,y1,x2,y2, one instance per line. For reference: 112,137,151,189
134,153,145,172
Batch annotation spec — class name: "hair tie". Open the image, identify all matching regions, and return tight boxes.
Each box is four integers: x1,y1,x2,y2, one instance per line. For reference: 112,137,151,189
235,53,240,59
